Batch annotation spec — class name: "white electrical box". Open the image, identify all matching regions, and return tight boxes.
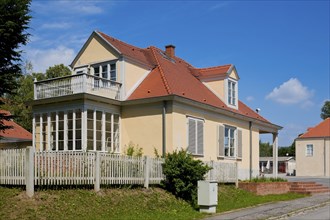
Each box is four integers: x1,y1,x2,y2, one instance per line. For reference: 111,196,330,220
197,180,218,213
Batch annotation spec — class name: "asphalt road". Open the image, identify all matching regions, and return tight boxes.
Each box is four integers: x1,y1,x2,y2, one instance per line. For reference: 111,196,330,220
287,203,330,220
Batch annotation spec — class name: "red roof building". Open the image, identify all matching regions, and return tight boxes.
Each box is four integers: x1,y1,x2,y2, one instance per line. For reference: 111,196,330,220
32,31,282,180
0,110,32,148
295,118,330,177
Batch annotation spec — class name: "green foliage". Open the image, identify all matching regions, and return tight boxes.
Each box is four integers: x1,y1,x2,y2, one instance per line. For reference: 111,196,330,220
259,141,272,157
1,63,71,132
278,142,295,157
321,100,330,120
154,147,161,158
124,141,143,157
45,64,71,79
0,0,31,132
246,177,288,183
217,185,306,213
161,150,211,207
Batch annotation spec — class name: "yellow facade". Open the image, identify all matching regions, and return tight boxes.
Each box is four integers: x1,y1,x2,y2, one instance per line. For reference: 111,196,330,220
121,101,261,178
295,138,330,177
72,34,118,68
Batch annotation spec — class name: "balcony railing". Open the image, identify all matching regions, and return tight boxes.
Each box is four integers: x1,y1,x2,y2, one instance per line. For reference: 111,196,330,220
34,73,121,100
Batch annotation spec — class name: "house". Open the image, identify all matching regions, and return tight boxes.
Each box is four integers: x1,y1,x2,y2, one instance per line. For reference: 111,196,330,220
295,118,330,177
259,156,296,175
0,110,32,149
31,31,282,180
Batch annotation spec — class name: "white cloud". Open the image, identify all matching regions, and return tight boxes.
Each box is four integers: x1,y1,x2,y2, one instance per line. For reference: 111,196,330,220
266,78,314,107
246,96,255,102
41,22,72,30
26,46,75,73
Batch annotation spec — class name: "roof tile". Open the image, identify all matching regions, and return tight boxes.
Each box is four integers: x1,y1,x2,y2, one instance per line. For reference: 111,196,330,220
298,118,330,138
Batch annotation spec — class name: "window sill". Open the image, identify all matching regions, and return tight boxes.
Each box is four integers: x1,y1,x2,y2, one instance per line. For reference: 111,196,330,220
217,156,241,161
192,154,204,158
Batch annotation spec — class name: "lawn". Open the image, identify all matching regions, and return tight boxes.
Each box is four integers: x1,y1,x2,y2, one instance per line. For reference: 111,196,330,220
0,185,307,220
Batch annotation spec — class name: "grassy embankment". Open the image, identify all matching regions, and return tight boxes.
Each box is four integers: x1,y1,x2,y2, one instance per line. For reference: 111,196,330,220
0,185,307,220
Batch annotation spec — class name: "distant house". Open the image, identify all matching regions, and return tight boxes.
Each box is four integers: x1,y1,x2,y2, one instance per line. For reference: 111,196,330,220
259,156,296,175
295,118,330,177
0,110,32,149
30,31,282,180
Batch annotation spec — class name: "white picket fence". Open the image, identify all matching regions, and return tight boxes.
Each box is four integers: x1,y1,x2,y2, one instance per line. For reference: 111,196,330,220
0,147,238,196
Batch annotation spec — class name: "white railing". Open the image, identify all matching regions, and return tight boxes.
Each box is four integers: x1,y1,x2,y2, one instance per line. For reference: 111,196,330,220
34,73,121,100
0,148,26,185
1,148,238,196
205,161,237,183
34,151,95,185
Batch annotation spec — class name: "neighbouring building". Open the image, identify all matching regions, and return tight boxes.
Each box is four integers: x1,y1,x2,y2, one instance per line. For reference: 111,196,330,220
295,118,330,177
31,31,282,180
0,110,32,149
259,156,296,175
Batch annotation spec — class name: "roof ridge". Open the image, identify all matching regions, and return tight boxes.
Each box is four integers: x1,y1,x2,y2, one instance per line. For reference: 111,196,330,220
97,31,144,51
150,46,171,94
197,64,232,71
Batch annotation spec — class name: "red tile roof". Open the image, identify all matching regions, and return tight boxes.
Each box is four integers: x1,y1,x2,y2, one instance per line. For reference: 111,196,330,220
298,118,330,139
98,31,274,125
196,64,232,78
0,110,32,141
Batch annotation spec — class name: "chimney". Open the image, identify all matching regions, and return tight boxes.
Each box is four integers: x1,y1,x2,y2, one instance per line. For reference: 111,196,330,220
165,45,175,58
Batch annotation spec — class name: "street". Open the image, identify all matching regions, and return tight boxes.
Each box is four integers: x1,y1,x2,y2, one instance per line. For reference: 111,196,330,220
287,203,330,220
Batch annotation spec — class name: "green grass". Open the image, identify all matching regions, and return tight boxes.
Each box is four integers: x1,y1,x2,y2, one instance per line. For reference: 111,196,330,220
217,185,307,213
0,185,307,220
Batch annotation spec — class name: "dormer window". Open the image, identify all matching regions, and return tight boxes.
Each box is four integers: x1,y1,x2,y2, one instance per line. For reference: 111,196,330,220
92,62,116,81
228,80,237,106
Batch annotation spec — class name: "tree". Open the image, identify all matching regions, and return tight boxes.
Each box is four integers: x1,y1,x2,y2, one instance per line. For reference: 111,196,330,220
2,63,71,132
0,0,31,132
320,100,330,120
259,141,272,157
45,64,71,79
278,142,295,157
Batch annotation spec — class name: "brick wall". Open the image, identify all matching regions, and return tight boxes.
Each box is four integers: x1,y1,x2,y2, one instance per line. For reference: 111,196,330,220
238,182,290,195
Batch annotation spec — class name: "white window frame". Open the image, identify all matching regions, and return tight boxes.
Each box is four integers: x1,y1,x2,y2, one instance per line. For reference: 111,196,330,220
306,144,313,157
225,78,238,109
224,125,237,158
187,116,204,156
92,62,117,81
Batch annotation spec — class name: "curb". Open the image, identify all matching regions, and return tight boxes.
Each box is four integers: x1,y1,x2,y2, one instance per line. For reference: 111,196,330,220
266,201,330,220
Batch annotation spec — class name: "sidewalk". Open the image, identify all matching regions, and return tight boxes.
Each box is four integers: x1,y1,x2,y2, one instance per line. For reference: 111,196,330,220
203,193,330,220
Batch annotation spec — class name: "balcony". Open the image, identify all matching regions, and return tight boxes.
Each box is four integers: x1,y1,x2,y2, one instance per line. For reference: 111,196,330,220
34,73,121,100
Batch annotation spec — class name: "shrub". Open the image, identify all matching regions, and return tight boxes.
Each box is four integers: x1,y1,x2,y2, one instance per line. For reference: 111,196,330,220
246,177,288,183
125,142,143,157
161,150,211,207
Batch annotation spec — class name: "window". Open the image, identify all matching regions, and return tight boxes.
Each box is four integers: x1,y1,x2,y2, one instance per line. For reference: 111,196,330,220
92,63,117,88
306,144,313,156
187,117,204,155
218,125,242,158
34,108,119,152
224,126,236,157
228,80,236,106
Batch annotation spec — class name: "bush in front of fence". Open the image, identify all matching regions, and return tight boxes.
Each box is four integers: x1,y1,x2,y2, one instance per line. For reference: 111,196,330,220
161,150,211,208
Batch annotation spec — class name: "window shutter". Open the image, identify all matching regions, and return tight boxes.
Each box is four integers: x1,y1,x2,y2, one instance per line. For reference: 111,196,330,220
237,129,242,158
188,119,196,154
197,120,204,155
218,125,224,157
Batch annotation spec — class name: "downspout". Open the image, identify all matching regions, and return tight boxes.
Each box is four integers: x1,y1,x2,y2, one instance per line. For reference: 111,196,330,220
324,138,326,177
249,121,252,180
162,101,167,157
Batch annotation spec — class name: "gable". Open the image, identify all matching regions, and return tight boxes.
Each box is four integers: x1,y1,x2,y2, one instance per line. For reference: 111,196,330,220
71,33,120,69
228,66,239,80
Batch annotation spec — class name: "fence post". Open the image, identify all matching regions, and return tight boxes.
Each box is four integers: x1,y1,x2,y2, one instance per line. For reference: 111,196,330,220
94,152,100,192
25,146,34,198
235,161,239,188
144,156,150,189
210,160,214,180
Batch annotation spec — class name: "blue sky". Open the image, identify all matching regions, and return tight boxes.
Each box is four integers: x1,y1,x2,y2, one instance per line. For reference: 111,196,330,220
23,0,329,146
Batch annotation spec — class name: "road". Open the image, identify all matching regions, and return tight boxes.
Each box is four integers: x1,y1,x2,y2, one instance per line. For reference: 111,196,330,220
286,203,330,220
